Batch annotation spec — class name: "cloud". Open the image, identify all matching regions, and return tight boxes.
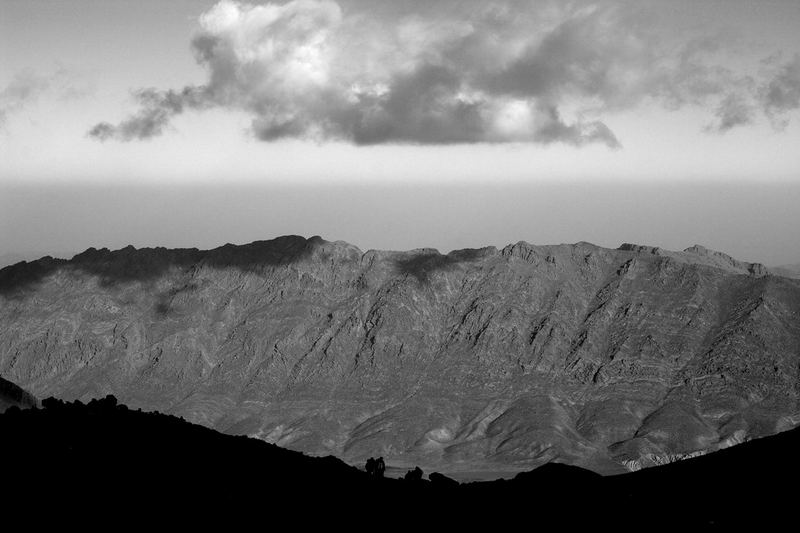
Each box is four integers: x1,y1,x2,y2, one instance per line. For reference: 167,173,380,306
0,71,54,127
705,93,757,133
761,54,800,129
1,69,92,128
88,0,800,146
88,87,209,141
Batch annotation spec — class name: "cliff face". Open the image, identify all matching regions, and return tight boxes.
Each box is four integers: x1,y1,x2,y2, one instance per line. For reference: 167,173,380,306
1,235,798,474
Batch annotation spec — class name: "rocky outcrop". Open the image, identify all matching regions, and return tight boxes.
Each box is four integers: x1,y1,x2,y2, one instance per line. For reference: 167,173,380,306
682,244,769,276
1,235,799,475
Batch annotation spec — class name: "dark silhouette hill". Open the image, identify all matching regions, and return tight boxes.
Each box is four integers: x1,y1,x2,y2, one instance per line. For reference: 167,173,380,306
1,235,799,476
0,396,797,528
0,375,37,412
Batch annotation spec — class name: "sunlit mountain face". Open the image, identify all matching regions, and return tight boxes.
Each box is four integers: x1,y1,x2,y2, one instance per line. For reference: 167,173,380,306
2,236,798,475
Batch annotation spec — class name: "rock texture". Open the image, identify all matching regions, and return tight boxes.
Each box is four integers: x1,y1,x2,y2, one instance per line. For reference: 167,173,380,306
1,235,799,475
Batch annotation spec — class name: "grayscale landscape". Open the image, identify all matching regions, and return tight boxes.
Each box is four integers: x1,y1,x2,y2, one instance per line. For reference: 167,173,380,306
1,1,799,526
2,236,799,477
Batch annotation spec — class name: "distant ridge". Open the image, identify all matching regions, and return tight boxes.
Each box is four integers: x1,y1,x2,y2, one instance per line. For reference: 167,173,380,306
1,235,799,477
0,237,778,290
617,242,769,276
771,262,800,279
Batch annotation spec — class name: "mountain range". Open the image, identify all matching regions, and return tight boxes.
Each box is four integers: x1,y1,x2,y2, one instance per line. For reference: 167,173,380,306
771,262,800,279
1,235,799,476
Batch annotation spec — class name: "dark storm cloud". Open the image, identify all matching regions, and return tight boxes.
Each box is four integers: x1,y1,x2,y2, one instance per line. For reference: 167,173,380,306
88,0,800,146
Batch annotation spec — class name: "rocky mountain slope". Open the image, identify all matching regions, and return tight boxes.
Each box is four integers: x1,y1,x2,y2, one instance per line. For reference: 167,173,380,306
1,235,799,475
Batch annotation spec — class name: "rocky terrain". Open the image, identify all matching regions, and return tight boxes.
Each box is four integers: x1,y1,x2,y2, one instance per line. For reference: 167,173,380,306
1,235,799,475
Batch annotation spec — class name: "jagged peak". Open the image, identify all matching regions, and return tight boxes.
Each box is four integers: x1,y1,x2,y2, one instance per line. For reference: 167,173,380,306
2,237,774,298
618,243,663,255
501,241,542,262
683,244,742,260
616,242,768,277
682,244,768,277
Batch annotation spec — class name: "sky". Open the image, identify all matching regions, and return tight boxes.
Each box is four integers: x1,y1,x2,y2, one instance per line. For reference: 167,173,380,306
1,0,800,265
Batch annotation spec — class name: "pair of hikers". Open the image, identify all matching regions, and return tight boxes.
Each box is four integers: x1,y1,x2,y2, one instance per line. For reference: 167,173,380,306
365,456,386,478
365,457,424,482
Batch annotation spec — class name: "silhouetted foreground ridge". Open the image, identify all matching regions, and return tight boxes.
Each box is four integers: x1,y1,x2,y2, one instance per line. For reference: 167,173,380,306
0,396,798,528
0,375,38,412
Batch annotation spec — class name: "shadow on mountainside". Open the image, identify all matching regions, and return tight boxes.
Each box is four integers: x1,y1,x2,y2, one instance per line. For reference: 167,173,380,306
0,235,326,297
1,390,799,528
392,248,488,283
